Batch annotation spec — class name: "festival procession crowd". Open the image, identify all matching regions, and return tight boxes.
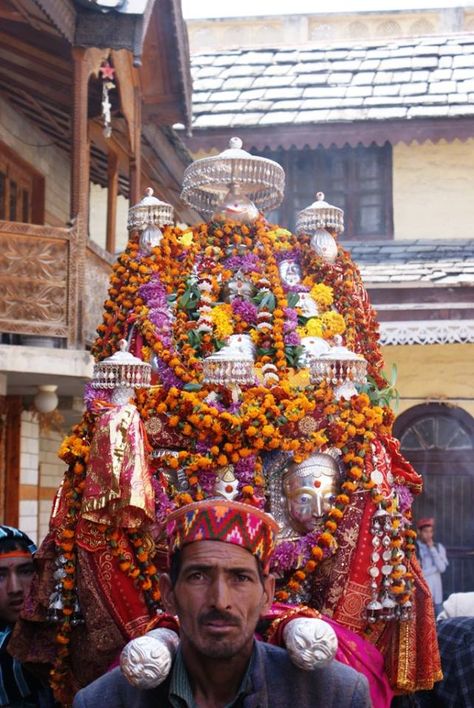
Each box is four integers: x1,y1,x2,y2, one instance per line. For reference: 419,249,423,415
2,141,473,708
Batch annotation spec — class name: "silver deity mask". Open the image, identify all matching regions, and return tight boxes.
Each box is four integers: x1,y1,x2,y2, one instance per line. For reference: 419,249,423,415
282,452,341,534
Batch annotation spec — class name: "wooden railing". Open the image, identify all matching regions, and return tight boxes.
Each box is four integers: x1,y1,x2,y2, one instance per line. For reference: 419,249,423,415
0,220,113,348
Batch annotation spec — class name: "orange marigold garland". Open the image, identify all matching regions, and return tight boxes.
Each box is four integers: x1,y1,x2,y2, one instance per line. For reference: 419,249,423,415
47,215,418,700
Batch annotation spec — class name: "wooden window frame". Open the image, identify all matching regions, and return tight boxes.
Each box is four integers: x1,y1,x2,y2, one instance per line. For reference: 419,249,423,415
258,143,393,240
0,140,45,224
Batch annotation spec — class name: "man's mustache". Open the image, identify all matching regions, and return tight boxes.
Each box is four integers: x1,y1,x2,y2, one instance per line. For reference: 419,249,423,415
199,609,241,627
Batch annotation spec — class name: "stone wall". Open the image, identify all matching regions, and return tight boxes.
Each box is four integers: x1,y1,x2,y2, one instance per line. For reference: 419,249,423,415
187,9,471,53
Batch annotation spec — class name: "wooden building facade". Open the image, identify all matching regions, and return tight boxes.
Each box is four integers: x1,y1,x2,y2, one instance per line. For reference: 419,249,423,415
0,0,195,538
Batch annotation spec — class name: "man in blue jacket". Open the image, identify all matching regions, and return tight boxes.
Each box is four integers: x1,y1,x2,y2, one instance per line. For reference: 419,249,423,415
73,500,371,707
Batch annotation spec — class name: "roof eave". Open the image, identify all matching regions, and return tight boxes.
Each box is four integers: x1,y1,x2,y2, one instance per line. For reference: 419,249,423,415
185,116,474,152
32,0,77,42
74,0,155,65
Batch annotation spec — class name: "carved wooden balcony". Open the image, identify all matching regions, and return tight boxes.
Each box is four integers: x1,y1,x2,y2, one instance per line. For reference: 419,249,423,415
0,220,113,348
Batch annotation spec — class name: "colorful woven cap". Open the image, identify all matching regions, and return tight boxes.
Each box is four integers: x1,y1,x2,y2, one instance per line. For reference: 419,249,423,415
417,517,434,530
166,500,279,570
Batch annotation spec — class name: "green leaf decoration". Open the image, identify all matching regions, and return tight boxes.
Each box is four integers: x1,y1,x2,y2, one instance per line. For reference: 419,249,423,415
287,292,300,308
183,383,202,392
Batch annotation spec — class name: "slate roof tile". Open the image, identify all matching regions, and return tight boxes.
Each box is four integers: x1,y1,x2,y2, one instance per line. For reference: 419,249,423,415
452,68,474,80
193,113,233,127
459,78,474,92
265,87,304,99
213,53,241,66
379,57,411,71
294,73,331,86
391,70,412,83
366,106,407,119
223,64,267,77
328,72,353,84
212,101,249,114
448,103,474,115
222,77,255,90
407,105,449,117
264,64,294,76
438,56,453,68
216,90,241,102
406,94,448,105
359,58,381,71
258,111,298,124
302,86,343,98
245,99,273,112
252,75,289,88
330,59,363,71
239,88,266,100
429,68,453,81
452,54,474,68
399,82,429,96
272,99,303,111
429,80,457,94
193,77,224,91
234,51,275,65
346,240,474,285
229,112,265,126
293,109,330,123
364,96,400,106
411,56,439,69
194,66,222,78
190,35,474,130
411,70,430,81
295,62,332,74
373,84,401,97
346,85,372,97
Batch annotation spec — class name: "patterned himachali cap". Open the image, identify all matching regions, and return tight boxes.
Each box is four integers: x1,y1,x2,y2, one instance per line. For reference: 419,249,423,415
166,500,279,570
417,517,434,530
0,525,36,555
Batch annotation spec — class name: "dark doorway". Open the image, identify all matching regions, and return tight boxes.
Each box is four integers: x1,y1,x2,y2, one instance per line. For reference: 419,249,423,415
394,404,474,598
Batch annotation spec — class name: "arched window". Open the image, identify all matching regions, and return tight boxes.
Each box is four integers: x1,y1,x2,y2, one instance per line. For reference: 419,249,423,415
397,409,473,452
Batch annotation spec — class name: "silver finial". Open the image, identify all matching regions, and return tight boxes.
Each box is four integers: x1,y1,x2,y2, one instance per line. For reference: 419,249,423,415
229,137,243,149
127,188,174,233
180,137,285,216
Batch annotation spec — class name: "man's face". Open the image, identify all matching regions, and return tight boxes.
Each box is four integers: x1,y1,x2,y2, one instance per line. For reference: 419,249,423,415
419,526,434,545
160,541,274,661
0,552,34,624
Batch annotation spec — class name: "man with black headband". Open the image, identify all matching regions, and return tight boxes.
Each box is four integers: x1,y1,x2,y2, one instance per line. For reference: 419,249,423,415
0,525,54,707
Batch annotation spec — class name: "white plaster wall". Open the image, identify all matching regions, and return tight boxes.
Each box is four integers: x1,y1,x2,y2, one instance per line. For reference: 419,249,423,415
89,183,130,253
393,138,474,240
38,430,64,542
18,411,39,544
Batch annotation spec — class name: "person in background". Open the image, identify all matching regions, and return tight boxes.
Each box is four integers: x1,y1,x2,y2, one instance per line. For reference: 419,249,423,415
415,616,474,708
416,518,448,616
436,591,474,620
0,525,54,707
